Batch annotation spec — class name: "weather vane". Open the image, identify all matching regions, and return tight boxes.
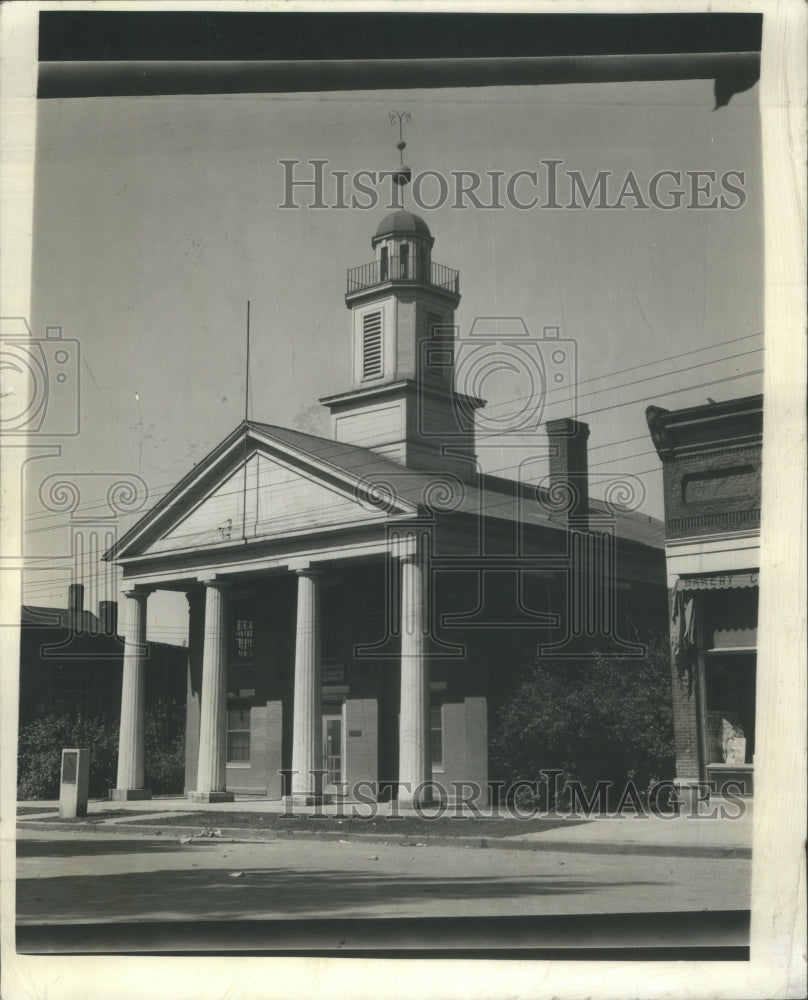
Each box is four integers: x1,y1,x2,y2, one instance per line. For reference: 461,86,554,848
389,111,412,203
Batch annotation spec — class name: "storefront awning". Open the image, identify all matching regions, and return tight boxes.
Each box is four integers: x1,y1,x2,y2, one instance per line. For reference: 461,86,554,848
676,572,758,591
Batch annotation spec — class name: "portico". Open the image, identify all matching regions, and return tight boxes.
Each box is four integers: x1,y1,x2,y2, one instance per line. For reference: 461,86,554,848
108,486,439,806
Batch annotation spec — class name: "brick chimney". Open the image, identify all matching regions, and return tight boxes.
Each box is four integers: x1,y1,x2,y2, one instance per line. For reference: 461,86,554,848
68,583,84,628
98,600,118,636
545,418,590,526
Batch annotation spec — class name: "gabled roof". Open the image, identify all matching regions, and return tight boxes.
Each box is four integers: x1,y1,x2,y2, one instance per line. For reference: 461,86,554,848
106,420,664,563
106,421,422,561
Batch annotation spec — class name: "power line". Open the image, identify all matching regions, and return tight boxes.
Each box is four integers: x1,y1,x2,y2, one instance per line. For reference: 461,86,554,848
475,330,763,414
452,367,763,481
18,381,747,551
20,334,762,534
472,348,762,443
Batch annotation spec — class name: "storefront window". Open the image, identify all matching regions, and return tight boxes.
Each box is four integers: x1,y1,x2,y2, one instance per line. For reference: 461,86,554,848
698,584,758,774
704,653,756,764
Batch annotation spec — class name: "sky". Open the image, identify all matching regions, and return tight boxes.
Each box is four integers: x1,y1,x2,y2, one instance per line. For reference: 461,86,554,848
23,77,763,622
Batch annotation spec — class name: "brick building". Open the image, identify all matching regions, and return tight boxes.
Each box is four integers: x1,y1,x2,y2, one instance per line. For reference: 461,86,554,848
647,393,762,796
19,583,186,742
105,208,668,805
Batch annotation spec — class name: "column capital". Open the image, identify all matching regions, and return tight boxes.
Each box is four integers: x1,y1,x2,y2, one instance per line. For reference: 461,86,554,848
294,566,324,579
120,585,154,601
198,575,231,590
389,525,433,563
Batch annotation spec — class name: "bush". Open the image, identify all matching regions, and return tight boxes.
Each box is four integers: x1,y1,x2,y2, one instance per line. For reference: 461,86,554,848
17,700,187,800
17,712,119,800
144,697,186,794
490,628,675,810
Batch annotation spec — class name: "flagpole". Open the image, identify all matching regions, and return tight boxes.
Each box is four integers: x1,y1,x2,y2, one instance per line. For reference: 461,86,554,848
242,300,250,542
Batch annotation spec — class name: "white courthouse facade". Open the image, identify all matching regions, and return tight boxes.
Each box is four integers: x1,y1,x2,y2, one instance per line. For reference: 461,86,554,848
107,210,667,805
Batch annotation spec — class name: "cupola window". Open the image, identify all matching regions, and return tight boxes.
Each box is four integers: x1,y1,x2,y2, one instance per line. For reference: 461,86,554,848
362,311,383,379
380,245,389,282
399,243,410,279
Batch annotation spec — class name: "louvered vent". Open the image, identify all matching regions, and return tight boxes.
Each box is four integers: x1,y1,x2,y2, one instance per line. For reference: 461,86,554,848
362,312,383,378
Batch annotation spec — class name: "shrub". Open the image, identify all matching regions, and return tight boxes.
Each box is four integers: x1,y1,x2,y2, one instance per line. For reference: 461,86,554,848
490,627,675,810
17,699,187,800
144,697,186,794
17,712,119,800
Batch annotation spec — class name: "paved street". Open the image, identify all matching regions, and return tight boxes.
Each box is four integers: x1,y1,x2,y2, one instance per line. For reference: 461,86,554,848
16,827,750,924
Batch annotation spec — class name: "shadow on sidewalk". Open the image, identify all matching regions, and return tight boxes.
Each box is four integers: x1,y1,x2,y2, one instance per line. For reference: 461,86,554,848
17,861,661,922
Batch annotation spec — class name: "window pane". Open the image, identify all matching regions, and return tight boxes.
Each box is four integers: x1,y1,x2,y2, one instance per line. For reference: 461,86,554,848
227,700,251,762
227,707,249,731
234,616,253,659
227,732,250,762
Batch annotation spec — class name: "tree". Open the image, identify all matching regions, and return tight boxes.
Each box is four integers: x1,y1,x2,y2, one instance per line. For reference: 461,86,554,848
490,628,675,810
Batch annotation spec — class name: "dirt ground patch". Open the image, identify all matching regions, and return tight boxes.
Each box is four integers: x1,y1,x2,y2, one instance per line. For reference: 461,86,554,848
33,809,590,839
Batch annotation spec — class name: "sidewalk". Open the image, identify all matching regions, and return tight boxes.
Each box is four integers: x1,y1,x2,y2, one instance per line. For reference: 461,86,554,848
16,794,753,859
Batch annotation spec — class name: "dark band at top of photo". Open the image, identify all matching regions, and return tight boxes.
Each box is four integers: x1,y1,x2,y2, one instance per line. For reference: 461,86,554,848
37,11,762,100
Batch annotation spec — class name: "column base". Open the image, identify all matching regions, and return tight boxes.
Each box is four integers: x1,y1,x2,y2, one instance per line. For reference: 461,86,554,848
109,788,152,801
396,795,439,810
285,794,326,807
187,790,235,803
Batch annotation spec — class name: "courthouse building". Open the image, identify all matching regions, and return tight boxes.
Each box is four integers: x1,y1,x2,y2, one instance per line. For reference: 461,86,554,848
647,394,762,796
106,208,667,805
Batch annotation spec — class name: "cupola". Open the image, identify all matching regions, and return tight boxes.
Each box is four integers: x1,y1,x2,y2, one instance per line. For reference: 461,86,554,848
319,113,485,478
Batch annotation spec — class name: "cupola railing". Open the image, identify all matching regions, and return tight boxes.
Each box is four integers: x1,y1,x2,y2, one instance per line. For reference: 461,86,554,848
346,255,459,295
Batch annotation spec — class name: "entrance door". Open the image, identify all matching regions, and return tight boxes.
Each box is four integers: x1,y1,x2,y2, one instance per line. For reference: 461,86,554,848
322,714,344,795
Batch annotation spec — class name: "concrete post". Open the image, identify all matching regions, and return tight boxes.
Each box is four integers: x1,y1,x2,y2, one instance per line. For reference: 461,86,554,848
59,748,89,818
290,569,323,803
110,587,152,801
189,579,234,802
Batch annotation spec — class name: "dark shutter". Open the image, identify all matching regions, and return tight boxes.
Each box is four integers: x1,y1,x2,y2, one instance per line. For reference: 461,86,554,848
362,311,383,378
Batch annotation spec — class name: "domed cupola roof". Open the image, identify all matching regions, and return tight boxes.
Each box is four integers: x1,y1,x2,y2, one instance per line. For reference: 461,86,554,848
372,210,434,247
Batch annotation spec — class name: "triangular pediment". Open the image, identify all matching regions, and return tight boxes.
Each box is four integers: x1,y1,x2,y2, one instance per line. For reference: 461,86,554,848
110,425,418,561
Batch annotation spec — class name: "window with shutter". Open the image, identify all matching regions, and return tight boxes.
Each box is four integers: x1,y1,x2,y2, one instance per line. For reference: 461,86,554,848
362,312,383,379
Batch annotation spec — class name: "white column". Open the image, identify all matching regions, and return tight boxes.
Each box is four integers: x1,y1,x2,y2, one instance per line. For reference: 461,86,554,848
183,589,205,794
111,587,152,800
398,550,431,805
190,579,234,802
291,569,323,802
